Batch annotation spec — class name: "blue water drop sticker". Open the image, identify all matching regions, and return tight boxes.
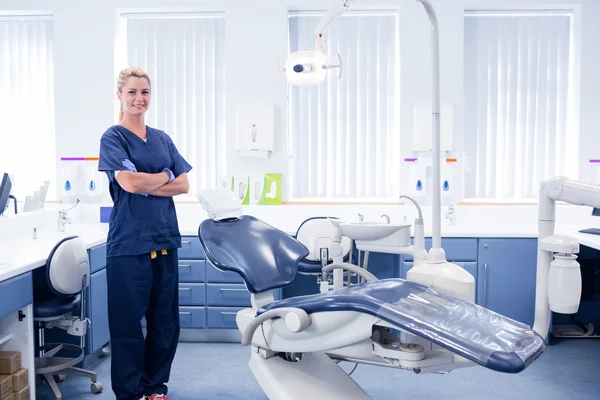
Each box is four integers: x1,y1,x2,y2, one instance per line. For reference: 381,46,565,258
89,180,96,191
443,180,450,191
416,180,423,191
65,180,71,191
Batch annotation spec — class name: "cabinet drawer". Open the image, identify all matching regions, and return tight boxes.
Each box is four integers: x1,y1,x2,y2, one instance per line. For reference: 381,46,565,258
178,260,206,282
404,238,478,261
207,307,243,329
178,283,206,306
206,284,251,307
89,244,107,274
206,262,244,283
0,272,32,320
178,237,205,259
179,306,206,329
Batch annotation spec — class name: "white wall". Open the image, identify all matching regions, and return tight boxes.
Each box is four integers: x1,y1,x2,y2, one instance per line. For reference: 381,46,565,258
1,0,598,201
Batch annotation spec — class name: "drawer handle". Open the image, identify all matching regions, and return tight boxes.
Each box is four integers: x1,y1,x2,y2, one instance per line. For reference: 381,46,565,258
179,311,192,316
182,240,191,245
178,264,192,268
220,288,247,292
178,288,192,292
220,312,238,316
483,263,488,307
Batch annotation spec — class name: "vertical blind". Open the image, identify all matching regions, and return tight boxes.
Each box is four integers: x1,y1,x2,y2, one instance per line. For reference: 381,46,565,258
288,12,400,200
124,14,226,195
0,17,55,201
464,12,576,200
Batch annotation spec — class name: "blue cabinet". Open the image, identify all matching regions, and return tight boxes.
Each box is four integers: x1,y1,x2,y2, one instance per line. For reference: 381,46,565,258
177,237,253,331
89,268,110,353
477,238,538,326
0,272,33,320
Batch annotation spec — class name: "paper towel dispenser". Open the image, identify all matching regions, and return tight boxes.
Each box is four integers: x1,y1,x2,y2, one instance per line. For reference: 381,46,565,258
237,104,275,159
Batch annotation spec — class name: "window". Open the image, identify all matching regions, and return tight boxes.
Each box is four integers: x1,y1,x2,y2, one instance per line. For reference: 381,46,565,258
0,15,55,201
287,11,400,200
464,11,577,200
119,13,226,195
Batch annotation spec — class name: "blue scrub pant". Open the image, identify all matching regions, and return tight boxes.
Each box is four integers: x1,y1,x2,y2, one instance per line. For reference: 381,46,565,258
106,249,180,400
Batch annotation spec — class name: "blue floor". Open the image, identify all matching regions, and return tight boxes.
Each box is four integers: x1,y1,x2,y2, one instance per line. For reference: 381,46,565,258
36,339,600,399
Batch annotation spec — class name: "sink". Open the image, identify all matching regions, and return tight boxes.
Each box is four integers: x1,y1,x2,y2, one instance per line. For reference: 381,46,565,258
338,222,411,241
328,219,413,253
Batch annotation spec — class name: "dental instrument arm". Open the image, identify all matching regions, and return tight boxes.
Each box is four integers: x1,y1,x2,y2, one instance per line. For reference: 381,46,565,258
400,195,427,264
534,177,600,339
322,263,378,283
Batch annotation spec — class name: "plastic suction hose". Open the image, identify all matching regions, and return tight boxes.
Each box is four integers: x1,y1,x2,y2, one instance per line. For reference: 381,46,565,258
399,195,426,264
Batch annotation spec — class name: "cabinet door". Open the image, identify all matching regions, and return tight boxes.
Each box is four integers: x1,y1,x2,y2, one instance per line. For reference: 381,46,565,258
90,269,110,353
478,239,537,326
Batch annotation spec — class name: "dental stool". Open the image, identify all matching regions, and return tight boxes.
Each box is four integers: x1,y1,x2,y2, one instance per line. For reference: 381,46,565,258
198,215,546,400
295,217,352,292
33,236,103,399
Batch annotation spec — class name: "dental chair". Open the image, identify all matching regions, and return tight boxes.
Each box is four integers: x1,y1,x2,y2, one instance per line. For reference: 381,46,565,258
33,236,103,399
197,215,546,400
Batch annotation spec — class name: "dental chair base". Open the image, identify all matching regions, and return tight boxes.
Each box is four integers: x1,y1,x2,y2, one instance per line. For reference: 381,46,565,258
250,350,371,400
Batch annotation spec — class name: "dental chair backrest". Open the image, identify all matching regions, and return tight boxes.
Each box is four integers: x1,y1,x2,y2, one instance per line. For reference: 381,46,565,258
198,216,310,293
34,236,90,299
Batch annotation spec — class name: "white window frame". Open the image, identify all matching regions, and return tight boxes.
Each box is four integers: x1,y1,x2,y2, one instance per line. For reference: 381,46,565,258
462,7,582,202
286,10,401,203
0,13,55,203
116,11,227,198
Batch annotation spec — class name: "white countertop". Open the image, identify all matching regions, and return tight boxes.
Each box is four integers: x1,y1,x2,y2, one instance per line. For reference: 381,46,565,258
2,203,600,283
0,223,108,283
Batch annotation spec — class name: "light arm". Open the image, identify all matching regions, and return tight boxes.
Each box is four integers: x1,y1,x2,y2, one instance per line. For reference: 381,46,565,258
314,0,355,51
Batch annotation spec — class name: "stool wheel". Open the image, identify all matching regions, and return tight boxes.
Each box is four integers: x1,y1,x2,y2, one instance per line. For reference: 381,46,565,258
91,381,103,394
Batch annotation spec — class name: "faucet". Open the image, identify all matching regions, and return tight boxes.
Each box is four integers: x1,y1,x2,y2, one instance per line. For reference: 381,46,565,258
58,199,80,232
381,214,390,223
445,205,456,226
358,213,364,222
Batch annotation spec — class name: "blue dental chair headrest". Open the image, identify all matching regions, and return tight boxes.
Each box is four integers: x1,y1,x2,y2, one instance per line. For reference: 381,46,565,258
198,215,310,293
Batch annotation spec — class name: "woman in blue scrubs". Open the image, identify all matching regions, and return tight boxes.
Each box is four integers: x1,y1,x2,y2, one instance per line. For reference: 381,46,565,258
98,66,192,400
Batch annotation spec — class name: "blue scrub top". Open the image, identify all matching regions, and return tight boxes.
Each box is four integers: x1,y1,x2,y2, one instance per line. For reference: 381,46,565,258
98,125,193,258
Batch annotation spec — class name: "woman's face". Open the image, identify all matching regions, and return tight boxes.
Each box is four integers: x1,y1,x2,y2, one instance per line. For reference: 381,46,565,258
118,76,151,118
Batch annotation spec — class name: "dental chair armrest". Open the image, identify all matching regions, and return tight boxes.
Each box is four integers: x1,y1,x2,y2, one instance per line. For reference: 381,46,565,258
322,263,378,282
242,307,312,346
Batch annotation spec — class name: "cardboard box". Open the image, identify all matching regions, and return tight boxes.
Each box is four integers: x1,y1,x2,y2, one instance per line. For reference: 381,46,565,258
0,375,13,400
13,386,29,400
0,352,21,375
11,369,27,393
2,393,14,400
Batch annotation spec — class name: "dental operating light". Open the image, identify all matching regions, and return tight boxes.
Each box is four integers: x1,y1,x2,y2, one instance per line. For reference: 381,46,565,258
284,0,354,84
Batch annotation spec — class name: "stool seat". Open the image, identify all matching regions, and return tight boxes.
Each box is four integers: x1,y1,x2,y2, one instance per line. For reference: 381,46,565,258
34,294,81,319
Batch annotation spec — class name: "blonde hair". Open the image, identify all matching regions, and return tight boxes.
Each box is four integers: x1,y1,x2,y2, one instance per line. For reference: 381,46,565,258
117,66,151,122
